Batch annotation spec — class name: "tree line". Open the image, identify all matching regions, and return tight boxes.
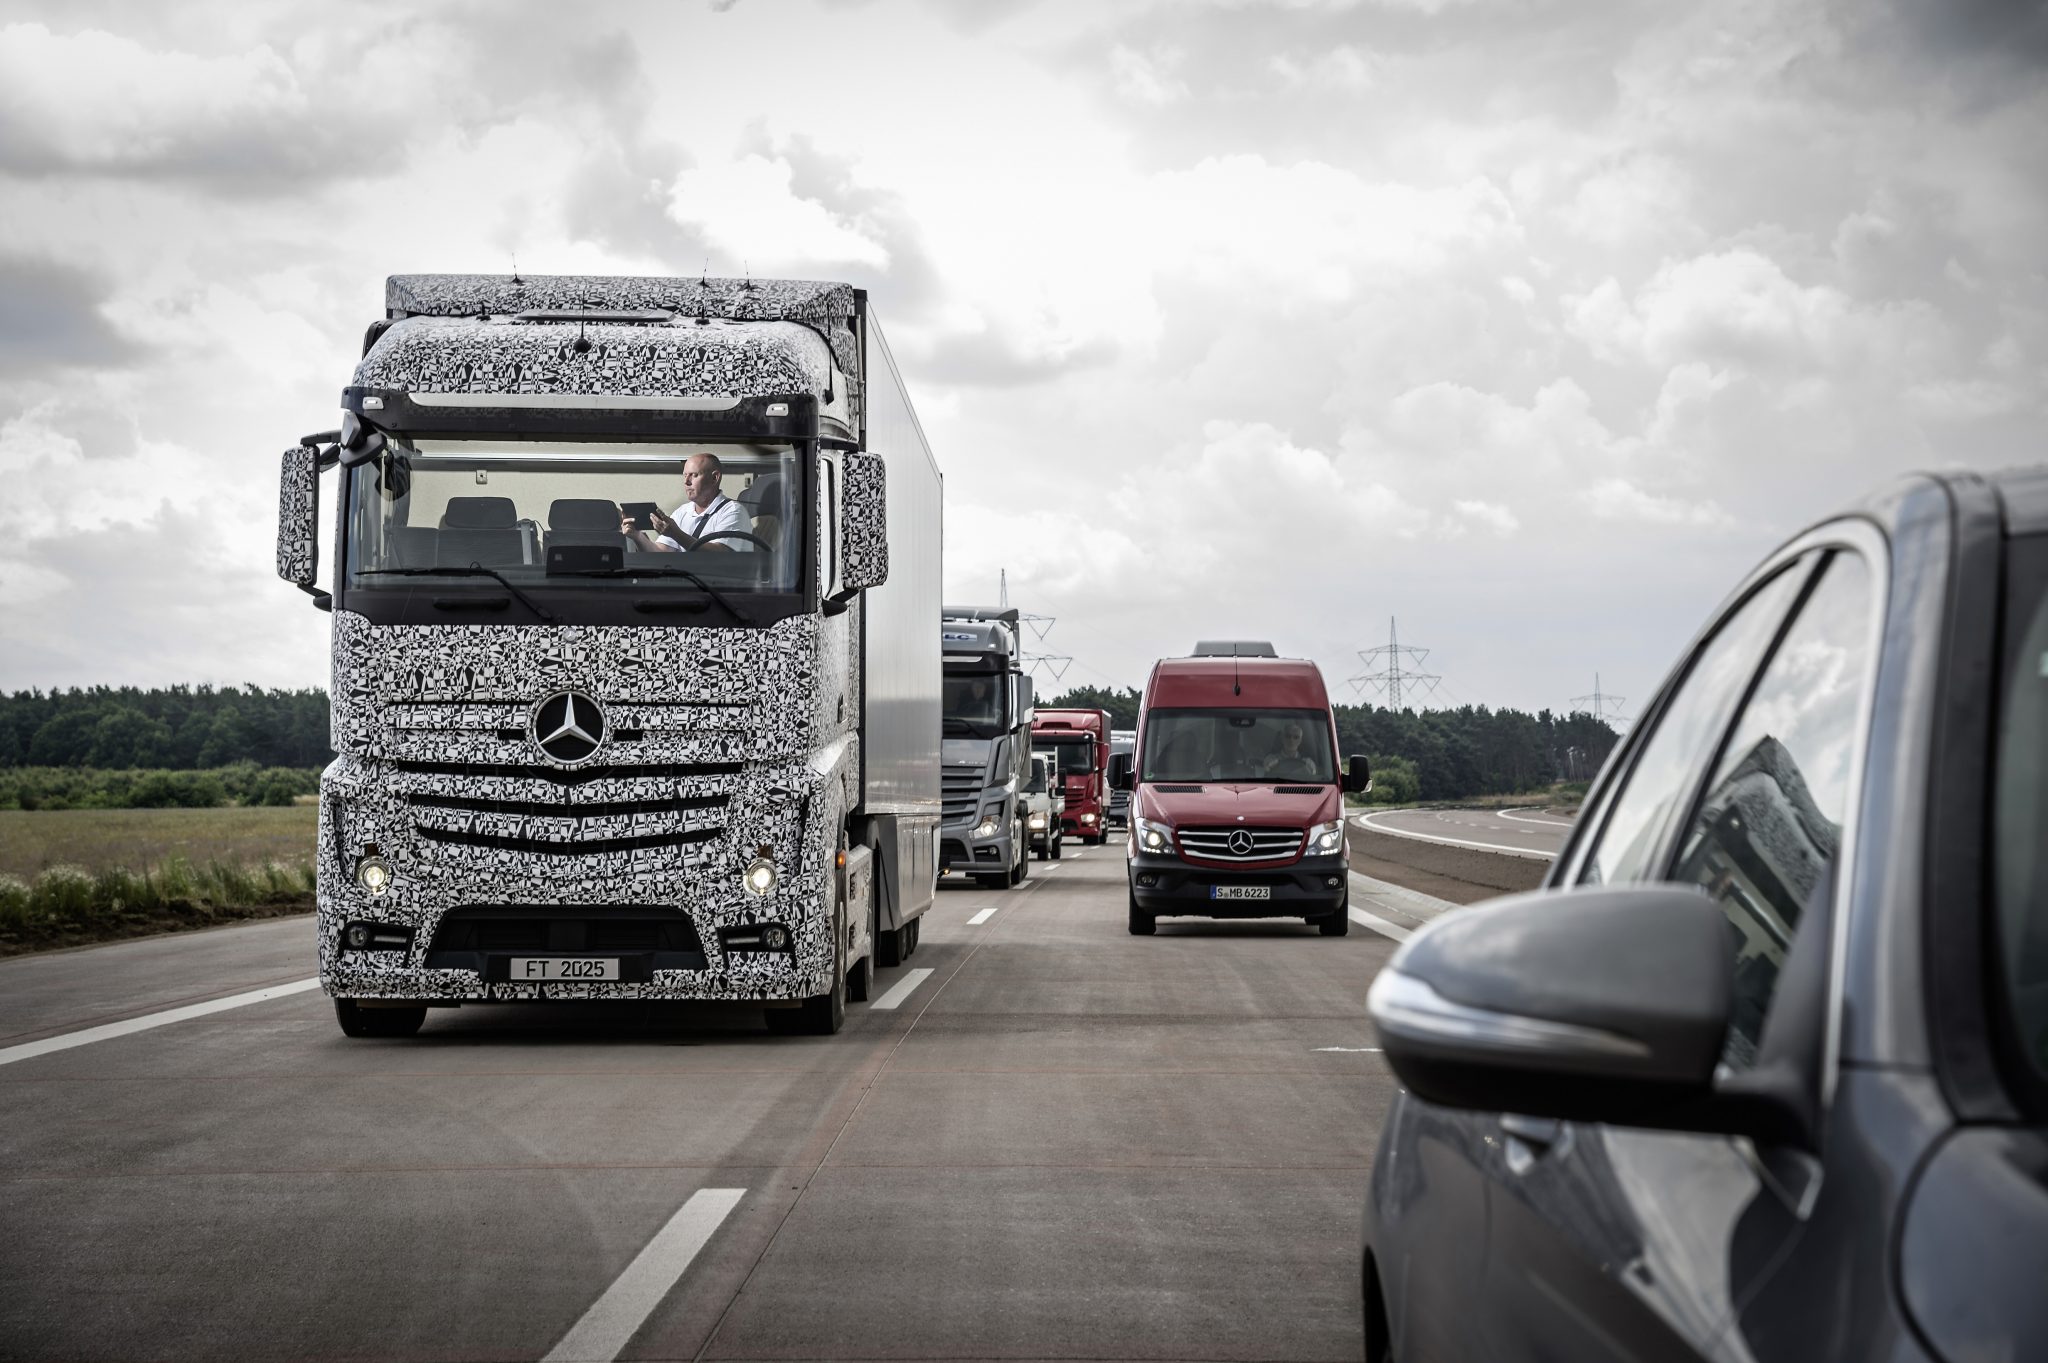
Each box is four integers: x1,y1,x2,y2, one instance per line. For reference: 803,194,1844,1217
1043,684,1618,801
0,686,333,771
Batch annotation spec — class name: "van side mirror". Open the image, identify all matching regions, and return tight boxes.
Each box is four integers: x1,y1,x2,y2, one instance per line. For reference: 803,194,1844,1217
276,445,329,608
836,451,888,595
1109,752,1133,790
1343,754,1372,794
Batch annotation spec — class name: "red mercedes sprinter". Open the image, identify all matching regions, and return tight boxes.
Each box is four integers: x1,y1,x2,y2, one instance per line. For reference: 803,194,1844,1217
1032,707,1112,845
1115,642,1369,935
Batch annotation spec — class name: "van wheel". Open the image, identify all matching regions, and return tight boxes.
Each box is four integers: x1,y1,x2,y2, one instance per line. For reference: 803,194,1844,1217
1127,889,1155,936
335,1000,426,1038
1318,887,1351,937
1051,834,1063,861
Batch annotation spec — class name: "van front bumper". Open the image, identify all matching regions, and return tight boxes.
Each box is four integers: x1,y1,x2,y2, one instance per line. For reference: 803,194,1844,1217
1127,851,1349,918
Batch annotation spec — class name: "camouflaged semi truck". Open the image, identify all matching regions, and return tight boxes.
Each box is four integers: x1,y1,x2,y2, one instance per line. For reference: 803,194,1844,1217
275,273,942,1037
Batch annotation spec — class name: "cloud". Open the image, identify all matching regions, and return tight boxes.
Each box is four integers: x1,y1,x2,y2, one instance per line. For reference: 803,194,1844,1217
1585,478,1732,528
0,252,140,374
1109,43,1190,105
1452,499,1518,535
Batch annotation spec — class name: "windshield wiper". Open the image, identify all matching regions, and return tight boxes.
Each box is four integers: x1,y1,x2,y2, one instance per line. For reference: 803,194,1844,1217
551,566,753,625
358,566,554,622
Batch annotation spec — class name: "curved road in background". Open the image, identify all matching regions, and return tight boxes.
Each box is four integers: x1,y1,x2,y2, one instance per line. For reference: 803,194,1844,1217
1355,807,1574,860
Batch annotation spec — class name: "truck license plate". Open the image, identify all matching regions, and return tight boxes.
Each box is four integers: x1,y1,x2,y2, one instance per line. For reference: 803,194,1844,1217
509,957,620,981
1210,885,1271,901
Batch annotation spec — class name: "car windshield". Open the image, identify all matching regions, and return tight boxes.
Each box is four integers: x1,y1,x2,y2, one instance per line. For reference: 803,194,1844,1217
1141,708,1334,783
1995,532,2048,1092
344,438,801,593
942,674,1006,731
1037,737,1094,776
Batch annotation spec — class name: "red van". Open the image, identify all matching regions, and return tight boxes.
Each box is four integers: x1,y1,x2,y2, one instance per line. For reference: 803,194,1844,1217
1114,643,1369,935
1032,708,1112,845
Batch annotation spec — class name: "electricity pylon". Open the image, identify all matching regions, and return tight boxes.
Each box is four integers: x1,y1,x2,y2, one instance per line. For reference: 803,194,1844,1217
1350,617,1441,710
1569,673,1629,728
999,569,1071,682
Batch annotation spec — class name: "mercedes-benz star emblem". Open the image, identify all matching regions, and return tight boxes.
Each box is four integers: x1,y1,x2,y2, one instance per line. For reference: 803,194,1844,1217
1227,829,1256,857
531,691,606,767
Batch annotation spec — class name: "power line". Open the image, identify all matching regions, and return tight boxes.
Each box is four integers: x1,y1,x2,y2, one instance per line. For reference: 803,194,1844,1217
1349,616,1442,711
1568,673,1630,728
998,569,1072,682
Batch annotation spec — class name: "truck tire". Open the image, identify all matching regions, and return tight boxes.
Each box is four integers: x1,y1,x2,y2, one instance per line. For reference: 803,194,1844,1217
334,999,426,1038
768,929,847,1036
1008,824,1028,886
1127,888,1155,936
1051,833,1063,860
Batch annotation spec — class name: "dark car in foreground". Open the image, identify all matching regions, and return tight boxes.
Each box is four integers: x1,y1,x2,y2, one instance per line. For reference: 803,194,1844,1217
1362,467,2048,1362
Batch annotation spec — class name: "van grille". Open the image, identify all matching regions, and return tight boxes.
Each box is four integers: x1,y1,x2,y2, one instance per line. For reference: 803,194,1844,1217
1176,827,1304,862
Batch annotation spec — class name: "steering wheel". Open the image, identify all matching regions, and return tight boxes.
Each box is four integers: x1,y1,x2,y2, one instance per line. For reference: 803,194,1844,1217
694,530,774,552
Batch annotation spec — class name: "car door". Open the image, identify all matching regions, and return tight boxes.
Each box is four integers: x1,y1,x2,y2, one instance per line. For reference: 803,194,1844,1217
1479,542,1881,1363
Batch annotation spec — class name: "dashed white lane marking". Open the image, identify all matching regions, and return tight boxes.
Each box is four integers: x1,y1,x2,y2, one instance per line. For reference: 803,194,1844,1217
870,967,936,1011
541,1186,745,1363
1500,808,1574,827
0,977,322,1068
1348,907,1413,942
1313,1046,1384,1053
967,907,999,926
1356,810,1555,860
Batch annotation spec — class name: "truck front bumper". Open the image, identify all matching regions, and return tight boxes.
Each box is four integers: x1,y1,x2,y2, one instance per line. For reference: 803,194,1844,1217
1127,851,1350,919
939,817,1011,873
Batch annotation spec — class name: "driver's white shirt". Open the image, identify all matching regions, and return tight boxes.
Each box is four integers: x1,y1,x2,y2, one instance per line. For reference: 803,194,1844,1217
656,494,754,552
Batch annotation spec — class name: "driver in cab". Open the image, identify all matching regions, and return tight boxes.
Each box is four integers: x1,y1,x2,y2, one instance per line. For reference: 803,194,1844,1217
625,452,754,553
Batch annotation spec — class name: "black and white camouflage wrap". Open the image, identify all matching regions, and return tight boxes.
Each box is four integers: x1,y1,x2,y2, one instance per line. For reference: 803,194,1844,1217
319,606,865,1003
276,446,318,586
841,452,890,592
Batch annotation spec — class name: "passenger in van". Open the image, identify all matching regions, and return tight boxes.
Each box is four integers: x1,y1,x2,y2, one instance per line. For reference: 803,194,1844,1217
1262,723,1317,780
624,452,754,553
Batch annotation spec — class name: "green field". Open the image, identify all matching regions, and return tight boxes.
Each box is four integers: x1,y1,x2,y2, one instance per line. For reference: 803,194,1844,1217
0,807,319,955
0,806,317,879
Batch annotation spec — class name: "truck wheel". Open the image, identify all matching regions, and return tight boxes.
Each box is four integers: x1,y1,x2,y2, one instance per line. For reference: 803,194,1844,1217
767,934,847,1036
1051,834,1063,861
1008,825,1028,886
875,924,905,968
334,999,426,1038
907,916,921,953
1127,889,1155,936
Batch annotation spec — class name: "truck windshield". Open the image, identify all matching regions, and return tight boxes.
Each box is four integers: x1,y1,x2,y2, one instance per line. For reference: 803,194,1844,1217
942,674,1006,733
1141,708,1334,783
1037,738,1094,776
344,438,801,595
1994,532,2048,1095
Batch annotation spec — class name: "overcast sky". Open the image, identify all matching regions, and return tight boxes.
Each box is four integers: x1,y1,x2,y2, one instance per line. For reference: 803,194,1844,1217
2,0,2043,717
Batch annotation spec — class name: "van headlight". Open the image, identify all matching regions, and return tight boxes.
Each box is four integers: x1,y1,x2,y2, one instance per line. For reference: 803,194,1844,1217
1306,820,1345,855
1135,818,1173,854
1028,812,1048,830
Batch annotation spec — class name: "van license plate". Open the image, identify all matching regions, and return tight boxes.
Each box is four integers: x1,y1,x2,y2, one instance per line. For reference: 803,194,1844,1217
510,958,619,981
1210,886,1271,901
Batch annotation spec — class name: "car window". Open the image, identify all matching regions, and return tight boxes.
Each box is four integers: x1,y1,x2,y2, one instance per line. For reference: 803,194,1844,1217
1994,534,2048,1094
1670,551,1873,1070
1579,560,1812,887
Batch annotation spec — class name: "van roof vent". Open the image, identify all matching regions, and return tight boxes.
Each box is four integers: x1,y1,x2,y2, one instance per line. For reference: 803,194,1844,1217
1191,640,1278,657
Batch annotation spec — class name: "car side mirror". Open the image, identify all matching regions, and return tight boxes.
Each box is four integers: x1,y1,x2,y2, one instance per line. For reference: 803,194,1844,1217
1109,752,1133,790
1343,754,1371,794
1369,884,1788,1140
836,451,888,595
276,445,329,608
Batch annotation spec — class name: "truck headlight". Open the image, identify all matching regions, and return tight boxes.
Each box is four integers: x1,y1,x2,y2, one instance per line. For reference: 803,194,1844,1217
1135,818,1172,854
974,815,1000,839
1307,820,1345,855
1081,812,1097,824
1028,813,1047,830
355,855,393,897
743,857,779,896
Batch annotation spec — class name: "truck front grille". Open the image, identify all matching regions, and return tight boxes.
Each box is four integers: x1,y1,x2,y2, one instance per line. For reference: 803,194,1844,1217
395,765,734,860
942,765,984,821
430,905,703,954
1176,827,1305,862
416,826,721,856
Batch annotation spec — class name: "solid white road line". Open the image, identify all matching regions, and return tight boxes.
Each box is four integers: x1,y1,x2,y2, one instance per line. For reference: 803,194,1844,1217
1348,907,1413,942
1355,810,1555,860
541,1187,745,1363
967,907,998,926
870,967,936,1011
1500,808,1574,827
0,977,323,1068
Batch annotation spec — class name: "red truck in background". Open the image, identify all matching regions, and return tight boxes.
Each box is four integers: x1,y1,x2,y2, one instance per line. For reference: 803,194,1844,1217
1112,642,1370,936
1032,708,1112,846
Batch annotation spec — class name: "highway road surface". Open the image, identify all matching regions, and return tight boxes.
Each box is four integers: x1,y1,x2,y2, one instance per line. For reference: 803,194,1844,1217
1355,805,1575,860
0,832,1449,1363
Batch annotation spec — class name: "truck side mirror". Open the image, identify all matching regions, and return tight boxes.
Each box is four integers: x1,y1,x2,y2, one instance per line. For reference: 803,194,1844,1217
277,445,327,606
1343,754,1372,794
1016,673,1034,724
836,451,889,595
1110,752,1133,790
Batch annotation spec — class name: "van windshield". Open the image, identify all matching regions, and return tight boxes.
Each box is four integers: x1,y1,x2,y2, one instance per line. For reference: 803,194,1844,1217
1141,709,1334,783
